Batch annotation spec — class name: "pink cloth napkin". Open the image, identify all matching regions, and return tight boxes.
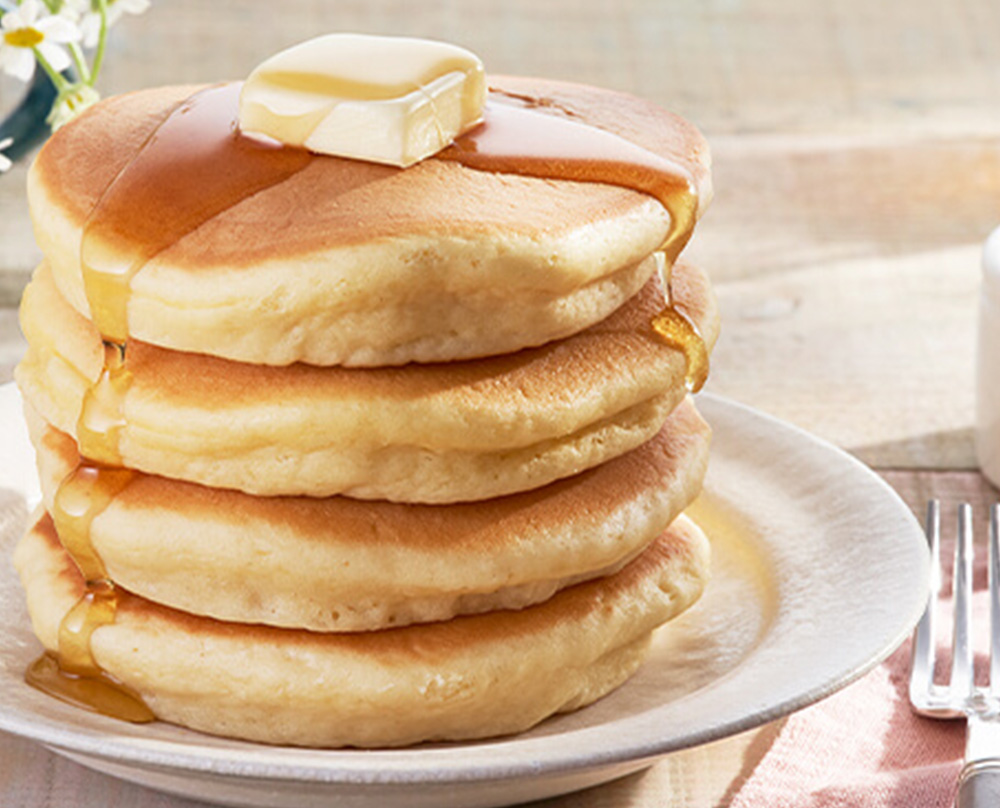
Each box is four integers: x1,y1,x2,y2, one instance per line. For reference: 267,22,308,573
726,526,981,808
727,641,963,807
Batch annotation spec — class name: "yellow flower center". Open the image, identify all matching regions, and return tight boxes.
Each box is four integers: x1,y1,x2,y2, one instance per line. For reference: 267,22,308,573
4,27,45,48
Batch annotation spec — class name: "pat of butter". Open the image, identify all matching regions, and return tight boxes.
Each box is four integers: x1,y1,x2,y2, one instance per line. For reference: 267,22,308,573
239,34,486,167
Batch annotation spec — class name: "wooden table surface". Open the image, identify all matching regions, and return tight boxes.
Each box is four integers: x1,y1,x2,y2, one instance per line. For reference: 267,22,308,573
1,0,998,805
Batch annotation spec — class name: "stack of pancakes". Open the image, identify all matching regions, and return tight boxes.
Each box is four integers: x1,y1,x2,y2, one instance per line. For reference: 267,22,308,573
13,75,718,747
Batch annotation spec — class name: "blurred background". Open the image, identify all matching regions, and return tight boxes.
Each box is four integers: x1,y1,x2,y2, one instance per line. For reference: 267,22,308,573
2,0,999,471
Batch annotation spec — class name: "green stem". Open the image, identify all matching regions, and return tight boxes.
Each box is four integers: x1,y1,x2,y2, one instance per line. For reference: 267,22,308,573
32,46,71,93
89,0,109,84
68,41,91,83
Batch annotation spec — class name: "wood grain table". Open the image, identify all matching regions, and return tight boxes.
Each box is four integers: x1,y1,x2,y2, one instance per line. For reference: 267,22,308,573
1,0,998,805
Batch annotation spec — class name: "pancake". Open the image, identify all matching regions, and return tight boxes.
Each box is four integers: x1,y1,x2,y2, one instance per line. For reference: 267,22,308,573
28,77,711,366
14,509,710,747
27,397,710,631
16,260,718,502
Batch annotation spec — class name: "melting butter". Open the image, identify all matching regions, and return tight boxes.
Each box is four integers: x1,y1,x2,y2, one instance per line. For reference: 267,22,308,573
238,33,485,167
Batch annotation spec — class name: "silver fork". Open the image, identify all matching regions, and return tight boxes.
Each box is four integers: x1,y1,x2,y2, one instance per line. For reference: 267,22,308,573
910,501,1000,806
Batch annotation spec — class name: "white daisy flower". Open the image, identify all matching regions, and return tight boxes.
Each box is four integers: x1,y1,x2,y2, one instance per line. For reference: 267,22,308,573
64,0,149,48
0,0,80,81
0,137,12,173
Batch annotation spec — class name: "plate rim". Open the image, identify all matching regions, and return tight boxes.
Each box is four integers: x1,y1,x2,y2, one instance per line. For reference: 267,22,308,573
0,384,929,786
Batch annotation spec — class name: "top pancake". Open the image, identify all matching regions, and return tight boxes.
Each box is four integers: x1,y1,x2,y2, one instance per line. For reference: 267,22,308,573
29,77,712,366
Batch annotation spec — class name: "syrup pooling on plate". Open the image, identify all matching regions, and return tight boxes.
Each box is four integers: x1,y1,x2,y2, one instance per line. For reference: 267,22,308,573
439,98,708,391
26,653,155,723
32,82,312,721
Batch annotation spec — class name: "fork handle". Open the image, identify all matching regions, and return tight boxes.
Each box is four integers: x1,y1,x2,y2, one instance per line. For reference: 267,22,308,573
958,715,1000,807
957,760,1000,807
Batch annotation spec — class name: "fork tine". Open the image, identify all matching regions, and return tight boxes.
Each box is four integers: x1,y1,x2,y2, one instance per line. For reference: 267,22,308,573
950,503,975,698
910,500,940,702
990,504,1000,693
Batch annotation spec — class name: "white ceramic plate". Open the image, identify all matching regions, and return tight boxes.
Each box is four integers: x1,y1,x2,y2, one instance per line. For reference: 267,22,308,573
0,383,928,808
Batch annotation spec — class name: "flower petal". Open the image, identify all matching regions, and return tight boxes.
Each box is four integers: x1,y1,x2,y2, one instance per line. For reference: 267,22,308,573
16,0,40,26
0,7,26,32
0,46,35,80
121,0,151,14
59,7,83,25
37,14,81,42
0,137,13,151
79,13,99,47
0,153,12,174
37,41,71,71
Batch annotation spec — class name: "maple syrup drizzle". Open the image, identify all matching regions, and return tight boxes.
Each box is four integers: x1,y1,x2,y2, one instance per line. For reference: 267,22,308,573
32,83,312,721
81,82,312,344
650,303,709,393
52,464,136,582
76,341,131,466
440,99,707,391
37,470,148,719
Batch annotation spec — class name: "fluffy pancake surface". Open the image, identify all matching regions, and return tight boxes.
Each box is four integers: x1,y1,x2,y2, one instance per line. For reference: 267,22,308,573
28,397,710,631
14,509,710,747
17,260,718,502
28,78,711,366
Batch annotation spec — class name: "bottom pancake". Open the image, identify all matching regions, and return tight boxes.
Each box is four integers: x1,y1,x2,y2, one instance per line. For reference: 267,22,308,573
14,510,710,748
